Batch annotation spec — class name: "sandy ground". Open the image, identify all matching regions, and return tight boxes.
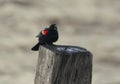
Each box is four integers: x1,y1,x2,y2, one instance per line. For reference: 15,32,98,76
0,0,120,84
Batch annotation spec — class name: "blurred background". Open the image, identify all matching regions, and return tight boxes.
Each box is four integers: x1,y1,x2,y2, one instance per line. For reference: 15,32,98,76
0,0,120,84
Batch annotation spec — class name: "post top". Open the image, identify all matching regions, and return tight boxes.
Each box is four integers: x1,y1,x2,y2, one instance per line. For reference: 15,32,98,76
41,44,92,55
56,46,87,53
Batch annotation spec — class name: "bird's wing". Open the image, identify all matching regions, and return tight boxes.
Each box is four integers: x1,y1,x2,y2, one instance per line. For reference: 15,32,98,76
41,30,48,36
36,32,42,37
36,28,49,37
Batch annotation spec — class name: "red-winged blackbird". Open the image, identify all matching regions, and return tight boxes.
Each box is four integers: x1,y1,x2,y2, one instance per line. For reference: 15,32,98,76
31,24,59,51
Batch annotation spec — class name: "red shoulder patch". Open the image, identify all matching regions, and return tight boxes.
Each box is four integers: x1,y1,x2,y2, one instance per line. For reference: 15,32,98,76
42,30,48,36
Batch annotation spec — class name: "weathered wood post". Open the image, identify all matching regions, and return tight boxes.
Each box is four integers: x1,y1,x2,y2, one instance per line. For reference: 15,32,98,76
34,45,92,84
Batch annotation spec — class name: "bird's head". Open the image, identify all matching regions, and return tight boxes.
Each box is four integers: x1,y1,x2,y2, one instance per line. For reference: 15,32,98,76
49,24,57,30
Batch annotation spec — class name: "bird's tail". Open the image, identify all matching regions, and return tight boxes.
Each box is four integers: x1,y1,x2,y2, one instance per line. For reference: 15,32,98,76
31,42,40,51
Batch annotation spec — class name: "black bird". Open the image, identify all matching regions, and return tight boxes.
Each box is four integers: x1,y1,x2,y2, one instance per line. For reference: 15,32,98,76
31,24,59,51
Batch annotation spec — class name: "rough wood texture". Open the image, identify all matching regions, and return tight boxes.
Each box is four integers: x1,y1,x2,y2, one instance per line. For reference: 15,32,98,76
34,45,92,84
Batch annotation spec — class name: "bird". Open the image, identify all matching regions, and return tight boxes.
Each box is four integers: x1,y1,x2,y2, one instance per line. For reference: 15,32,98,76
31,24,59,51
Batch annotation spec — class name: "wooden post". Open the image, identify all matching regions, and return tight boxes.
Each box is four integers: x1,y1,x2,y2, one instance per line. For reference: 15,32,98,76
34,45,92,84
